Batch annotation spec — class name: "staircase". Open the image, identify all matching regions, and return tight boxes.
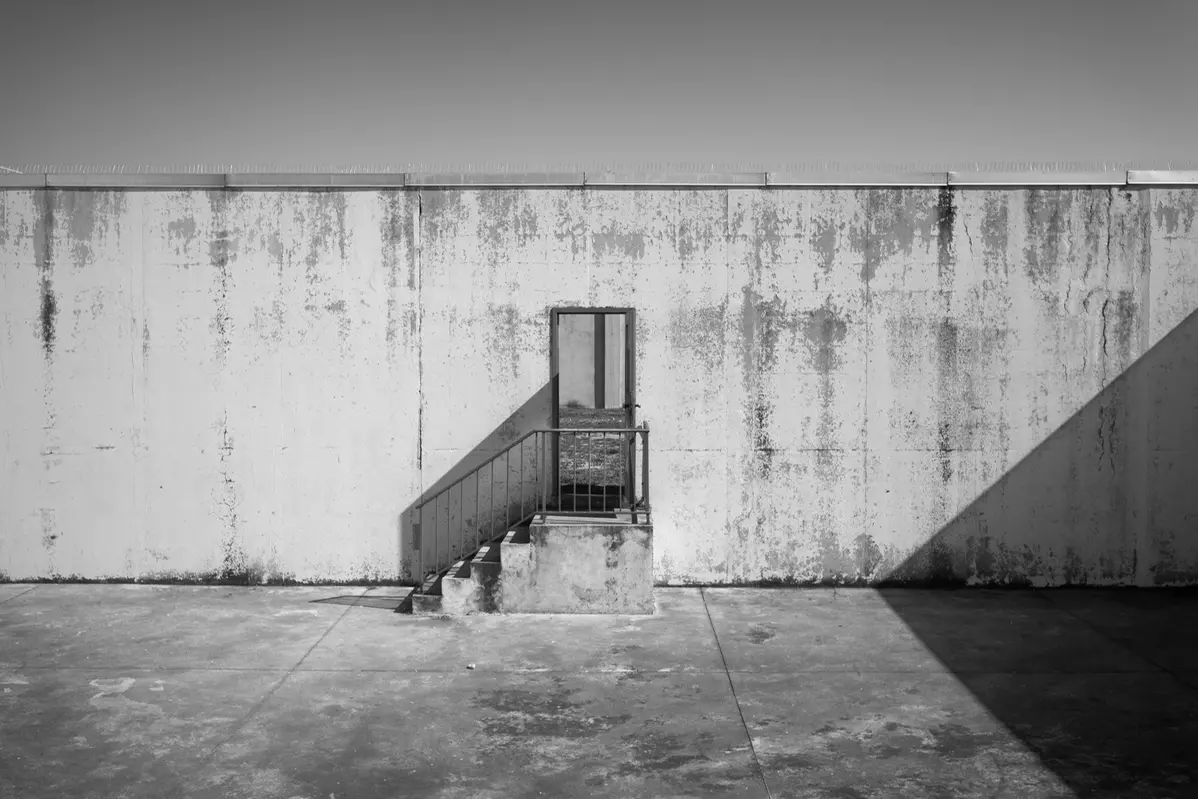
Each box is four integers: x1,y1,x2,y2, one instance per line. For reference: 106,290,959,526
407,424,651,615
410,509,654,615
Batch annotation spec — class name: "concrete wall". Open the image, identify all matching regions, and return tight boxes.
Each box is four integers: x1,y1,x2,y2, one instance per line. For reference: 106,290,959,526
1,186,1196,585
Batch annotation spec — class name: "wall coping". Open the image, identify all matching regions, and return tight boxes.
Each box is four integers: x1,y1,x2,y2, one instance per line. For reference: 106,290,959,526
1,170,1196,189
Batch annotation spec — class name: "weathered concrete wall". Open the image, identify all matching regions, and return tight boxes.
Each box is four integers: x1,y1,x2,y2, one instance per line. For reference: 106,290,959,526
2,186,1196,585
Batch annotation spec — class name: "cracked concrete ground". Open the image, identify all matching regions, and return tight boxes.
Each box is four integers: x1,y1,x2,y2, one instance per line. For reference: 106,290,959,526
1,584,1195,798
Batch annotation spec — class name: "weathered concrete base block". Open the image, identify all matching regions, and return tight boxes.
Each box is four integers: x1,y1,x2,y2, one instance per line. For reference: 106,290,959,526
499,523,654,614
410,593,442,615
439,566,481,615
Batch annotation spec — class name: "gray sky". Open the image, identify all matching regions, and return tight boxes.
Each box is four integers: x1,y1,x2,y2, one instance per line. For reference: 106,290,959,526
2,0,1195,168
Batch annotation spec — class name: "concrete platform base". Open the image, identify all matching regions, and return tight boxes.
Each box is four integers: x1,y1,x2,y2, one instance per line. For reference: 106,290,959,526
500,521,653,614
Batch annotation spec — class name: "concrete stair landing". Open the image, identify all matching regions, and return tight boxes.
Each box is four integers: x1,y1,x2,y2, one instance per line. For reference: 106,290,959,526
411,514,653,615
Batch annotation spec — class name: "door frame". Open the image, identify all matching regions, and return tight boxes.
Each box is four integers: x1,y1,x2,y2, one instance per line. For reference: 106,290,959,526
549,307,637,508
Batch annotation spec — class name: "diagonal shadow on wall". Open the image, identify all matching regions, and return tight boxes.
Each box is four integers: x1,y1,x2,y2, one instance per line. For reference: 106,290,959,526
876,307,1198,795
397,382,554,585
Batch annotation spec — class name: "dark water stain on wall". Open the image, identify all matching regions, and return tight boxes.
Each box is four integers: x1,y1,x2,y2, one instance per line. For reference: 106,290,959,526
746,195,784,287
805,303,849,456
1081,191,1109,291
1023,189,1072,289
803,306,849,372
854,533,884,579
303,190,349,279
167,215,198,257
56,190,127,269
665,302,725,376
936,188,956,288
379,191,409,352
1111,289,1138,364
675,195,719,263
33,191,57,357
753,401,774,478
487,303,525,383
755,295,793,375
935,320,960,485
1153,191,1197,236
592,223,646,262
214,412,248,582
40,507,57,555
553,189,587,260
809,212,839,275
207,191,233,369
420,190,464,241
480,190,540,254
981,192,1010,282
867,189,939,283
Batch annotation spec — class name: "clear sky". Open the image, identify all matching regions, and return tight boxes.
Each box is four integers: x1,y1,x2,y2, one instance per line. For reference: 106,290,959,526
2,0,1195,169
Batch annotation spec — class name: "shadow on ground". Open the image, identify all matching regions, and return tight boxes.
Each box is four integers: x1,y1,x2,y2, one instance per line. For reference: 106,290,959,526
311,591,413,611
879,307,1198,795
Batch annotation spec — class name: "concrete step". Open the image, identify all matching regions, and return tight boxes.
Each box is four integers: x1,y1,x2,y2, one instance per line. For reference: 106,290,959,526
411,521,527,615
496,523,533,612
410,570,444,615
412,553,479,616
470,540,503,613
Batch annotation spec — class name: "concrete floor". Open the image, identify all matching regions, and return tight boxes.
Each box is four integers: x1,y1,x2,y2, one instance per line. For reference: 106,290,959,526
0,585,1195,799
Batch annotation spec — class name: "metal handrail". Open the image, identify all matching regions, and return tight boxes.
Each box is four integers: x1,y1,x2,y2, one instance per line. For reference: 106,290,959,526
411,423,649,592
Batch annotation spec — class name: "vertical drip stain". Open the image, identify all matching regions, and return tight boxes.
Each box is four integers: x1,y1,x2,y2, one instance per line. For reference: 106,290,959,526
936,320,959,486
34,191,57,357
208,191,232,369
936,187,955,287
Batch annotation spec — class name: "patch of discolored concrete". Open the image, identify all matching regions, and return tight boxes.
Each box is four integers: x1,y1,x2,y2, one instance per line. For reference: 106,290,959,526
299,587,725,673
736,671,1076,798
0,668,286,799
184,671,766,798
0,584,373,670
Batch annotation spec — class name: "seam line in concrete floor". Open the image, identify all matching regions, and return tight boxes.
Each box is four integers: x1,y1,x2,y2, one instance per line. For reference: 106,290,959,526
701,586,773,799
174,586,367,794
7,664,1173,675
0,585,37,605
1033,591,1198,696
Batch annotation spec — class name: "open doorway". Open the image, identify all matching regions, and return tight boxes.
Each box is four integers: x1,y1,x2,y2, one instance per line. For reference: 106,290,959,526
550,308,637,513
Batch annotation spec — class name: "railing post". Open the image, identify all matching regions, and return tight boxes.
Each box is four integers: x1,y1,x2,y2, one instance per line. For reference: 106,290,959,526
414,515,422,592
627,431,637,519
432,494,438,580
505,448,511,530
641,425,649,514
